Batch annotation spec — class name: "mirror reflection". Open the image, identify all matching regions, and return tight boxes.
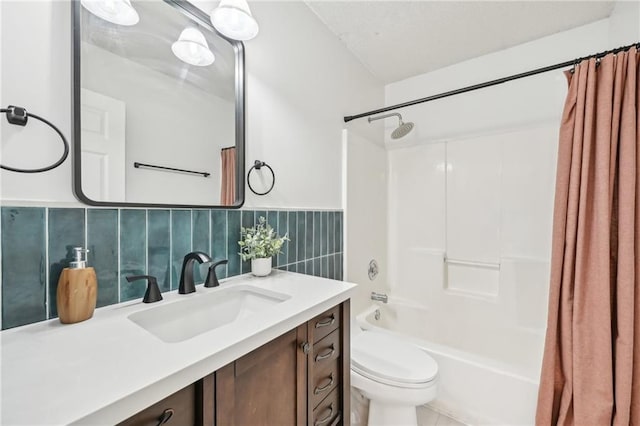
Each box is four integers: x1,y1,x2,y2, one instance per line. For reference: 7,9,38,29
77,0,241,206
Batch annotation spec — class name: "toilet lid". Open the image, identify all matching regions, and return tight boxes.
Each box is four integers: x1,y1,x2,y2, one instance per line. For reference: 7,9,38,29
351,332,438,385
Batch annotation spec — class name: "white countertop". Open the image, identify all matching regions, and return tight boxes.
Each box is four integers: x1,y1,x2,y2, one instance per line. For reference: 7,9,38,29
0,271,356,425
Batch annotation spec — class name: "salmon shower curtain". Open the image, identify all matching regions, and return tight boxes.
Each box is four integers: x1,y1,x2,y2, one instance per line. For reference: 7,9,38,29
536,47,639,425
220,147,236,206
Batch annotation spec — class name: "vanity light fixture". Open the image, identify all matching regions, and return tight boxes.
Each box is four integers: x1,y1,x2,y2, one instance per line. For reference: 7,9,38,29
80,0,139,26
210,0,259,41
171,27,215,67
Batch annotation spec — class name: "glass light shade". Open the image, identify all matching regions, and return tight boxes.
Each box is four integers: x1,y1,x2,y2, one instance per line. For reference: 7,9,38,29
171,28,216,67
210,0,259,41
80,0,139,26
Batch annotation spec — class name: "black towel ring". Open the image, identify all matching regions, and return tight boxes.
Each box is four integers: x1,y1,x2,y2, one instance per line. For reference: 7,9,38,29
0,105,69,173
247,160,275,196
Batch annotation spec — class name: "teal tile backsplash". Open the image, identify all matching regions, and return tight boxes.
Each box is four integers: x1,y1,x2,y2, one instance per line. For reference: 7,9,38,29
321,211,328,256
192,210,210,283
277,211,288,267
266,210,278,233
226,210,241,277
171,210,191,288
48,208,85,318
297,212,306,261
305,212,314,258
148,210,171,293
313,211,321,257
210,210,228,279
120,209,147,302
1,208,46,329
240,211,255,274
87,209,118,308
287,213,298,264
0,207,344,330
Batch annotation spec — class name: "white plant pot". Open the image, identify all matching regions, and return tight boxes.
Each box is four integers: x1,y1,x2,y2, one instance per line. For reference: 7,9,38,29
251,257,272,277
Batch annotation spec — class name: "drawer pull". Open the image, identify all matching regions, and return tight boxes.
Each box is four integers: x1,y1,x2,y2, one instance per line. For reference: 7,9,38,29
314,403,334,426
314,373,334,394
156,408,174,425
315,315,335,328
315,345,335,362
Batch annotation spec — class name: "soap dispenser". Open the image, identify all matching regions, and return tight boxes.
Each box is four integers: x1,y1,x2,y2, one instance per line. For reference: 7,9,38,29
56,247,98,324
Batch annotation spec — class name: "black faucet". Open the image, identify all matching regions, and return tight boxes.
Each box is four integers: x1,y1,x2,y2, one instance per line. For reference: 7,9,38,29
205,259,229,288
179,251,212,294
126,275,163,303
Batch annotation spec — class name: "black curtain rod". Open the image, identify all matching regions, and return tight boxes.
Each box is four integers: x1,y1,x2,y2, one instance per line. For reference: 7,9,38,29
344,41,640,123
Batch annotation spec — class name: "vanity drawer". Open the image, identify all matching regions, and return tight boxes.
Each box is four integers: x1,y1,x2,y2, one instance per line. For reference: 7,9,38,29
117,383,195,426
311,305,341,342
311,359,340,409
312,387,341,426
313,328,341,368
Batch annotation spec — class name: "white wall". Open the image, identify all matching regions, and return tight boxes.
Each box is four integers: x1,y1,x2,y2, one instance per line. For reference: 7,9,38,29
0,1,383,208
385,19,612,147
608,0,640,46
1,1,73,203
240,1,383,209
345,131,387,314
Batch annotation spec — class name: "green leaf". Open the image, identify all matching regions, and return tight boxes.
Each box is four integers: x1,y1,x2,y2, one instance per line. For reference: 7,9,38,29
237,215,289,261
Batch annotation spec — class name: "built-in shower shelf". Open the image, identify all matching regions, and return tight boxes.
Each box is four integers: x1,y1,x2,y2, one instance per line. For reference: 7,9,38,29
444,257,500,270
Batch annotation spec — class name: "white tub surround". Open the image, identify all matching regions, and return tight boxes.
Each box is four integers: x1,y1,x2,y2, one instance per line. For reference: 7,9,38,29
0,271,355,425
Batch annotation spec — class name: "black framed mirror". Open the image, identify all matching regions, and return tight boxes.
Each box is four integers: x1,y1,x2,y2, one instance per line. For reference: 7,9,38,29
72,0,245,208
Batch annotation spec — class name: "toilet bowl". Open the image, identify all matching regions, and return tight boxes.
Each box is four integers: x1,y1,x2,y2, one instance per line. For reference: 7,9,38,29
351,330,438,426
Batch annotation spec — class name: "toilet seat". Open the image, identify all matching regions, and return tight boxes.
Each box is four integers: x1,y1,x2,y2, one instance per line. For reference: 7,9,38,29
351,331,438,388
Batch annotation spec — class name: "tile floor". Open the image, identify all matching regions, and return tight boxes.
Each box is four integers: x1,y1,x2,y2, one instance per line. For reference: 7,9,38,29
417,406,466,426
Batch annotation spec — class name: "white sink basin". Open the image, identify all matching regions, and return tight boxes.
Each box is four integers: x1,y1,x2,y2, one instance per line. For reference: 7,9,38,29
128,284,291,343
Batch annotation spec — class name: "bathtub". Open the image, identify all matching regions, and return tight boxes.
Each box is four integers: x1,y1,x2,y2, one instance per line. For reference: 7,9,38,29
356,302,544,425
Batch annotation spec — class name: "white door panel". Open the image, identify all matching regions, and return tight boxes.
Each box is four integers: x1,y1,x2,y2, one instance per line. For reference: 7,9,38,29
81,88,125,201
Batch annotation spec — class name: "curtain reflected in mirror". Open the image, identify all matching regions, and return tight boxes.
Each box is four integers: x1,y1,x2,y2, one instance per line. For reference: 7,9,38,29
220,147,236,206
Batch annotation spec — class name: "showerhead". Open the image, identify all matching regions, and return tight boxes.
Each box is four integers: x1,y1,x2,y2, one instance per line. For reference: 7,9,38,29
391,120,414,139
367,112,414,139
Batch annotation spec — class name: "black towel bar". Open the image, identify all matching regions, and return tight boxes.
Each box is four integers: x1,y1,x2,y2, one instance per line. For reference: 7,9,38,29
133,162,210,177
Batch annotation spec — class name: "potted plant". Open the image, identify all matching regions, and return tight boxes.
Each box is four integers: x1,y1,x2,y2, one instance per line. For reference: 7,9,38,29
239,216,289,276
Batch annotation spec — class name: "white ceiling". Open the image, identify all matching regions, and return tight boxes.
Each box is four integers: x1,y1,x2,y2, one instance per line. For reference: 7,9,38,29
306,1,615,84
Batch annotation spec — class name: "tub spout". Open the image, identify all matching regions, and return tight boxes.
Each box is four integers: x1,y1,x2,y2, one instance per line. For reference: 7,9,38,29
371,292,388,303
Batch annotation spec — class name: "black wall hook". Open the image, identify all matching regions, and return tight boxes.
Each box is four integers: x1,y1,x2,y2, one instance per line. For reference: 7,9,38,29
247,160,275,196
6,106,28,126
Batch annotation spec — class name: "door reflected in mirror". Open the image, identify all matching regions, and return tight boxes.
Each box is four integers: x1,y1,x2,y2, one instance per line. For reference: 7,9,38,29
74,0,244,207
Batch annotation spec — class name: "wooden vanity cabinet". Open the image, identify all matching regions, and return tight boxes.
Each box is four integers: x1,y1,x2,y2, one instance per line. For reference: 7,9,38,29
116,374,214,426
116,384,195,426
216,300,350,426
118,301,349,426
215,325,308,425
307,303,348,426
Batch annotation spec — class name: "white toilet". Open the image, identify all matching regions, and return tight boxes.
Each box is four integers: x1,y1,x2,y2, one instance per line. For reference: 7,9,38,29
351,328,439,426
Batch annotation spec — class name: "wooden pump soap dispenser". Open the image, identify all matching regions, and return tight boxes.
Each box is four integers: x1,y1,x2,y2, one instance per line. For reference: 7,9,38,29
57,247,97,324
